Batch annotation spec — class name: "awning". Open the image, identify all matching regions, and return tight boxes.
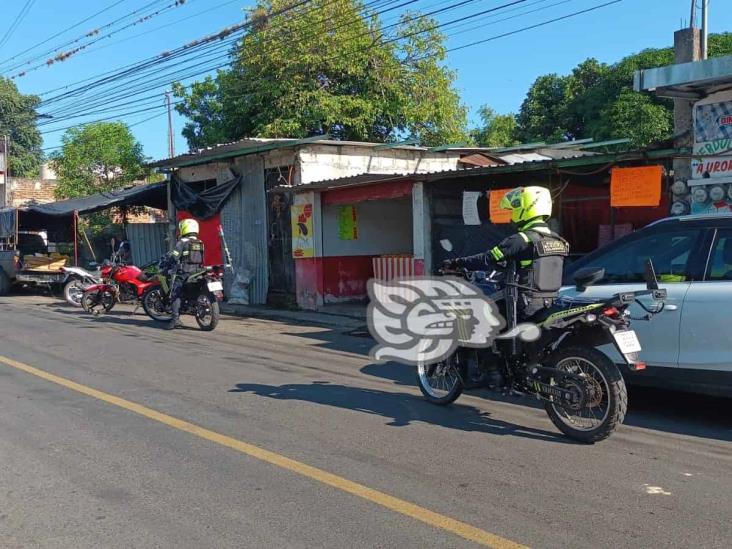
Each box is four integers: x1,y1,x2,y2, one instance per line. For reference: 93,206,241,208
634,55,732,98
23,182,167,218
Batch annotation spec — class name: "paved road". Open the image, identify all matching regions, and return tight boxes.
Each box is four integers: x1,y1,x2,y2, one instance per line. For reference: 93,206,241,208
0,294,730,548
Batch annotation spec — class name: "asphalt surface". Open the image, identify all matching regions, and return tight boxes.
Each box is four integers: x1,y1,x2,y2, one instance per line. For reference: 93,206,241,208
0,294,730,548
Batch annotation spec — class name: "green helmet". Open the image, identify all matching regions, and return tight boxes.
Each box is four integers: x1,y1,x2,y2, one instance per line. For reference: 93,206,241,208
178,218,199,238
499,186,552,225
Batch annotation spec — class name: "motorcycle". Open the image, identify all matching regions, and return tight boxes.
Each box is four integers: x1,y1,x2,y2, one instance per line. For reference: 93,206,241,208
416,258,666,443
141,262,225,331
81,254,161,315
60,264,102,307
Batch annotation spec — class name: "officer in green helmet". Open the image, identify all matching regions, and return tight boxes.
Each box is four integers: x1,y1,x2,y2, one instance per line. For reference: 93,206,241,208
165,218,205,330
448,186,569,319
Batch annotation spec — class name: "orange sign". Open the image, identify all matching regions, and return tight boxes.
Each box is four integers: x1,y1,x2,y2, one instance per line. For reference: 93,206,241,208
610,166,663,207
489,188,513,223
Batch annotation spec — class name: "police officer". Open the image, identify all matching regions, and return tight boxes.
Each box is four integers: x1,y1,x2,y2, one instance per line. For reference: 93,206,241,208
166,218,205,330
449,186,569,320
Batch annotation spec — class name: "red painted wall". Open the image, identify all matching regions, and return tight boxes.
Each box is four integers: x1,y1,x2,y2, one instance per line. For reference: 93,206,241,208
322,256,375,302
295,257,324,310
322,180,413,205
176,211,222,266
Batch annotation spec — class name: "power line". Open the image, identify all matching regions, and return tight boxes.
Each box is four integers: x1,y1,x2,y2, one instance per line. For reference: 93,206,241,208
0,0,126,68
444,0,622,53
0,0,37,50
8,0,192,79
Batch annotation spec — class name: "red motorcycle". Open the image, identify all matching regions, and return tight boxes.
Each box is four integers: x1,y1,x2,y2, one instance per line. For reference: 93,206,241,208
81,254,161,315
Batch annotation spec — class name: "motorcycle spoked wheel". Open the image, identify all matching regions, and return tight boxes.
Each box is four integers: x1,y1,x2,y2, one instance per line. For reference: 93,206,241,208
417,353,464,405
194,293,220,331
142,287,173,322
63,278,86,307
81,289,116,315
543,346,627,444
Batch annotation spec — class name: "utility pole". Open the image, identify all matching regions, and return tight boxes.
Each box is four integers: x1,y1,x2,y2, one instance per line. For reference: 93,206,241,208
1,135,8,208
165,90,175,158
701,0,709,59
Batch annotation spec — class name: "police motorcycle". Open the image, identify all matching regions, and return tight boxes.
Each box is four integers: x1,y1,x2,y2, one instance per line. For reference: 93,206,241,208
418,250,667,443
140,254,225,331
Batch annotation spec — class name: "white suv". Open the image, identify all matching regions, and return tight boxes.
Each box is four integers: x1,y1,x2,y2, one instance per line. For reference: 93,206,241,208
562,214,732,397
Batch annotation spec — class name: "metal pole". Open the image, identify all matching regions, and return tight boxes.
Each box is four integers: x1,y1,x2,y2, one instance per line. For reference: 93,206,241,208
2,135,8,208
701,0,709,59
165,91,175,158
690,0,696,28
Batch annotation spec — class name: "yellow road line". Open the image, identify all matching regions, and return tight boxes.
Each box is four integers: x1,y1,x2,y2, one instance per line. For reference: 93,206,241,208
0,355,527,549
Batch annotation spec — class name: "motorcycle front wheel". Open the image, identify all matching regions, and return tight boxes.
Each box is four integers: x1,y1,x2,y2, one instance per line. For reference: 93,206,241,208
543,347,627,444
142,287,173,322
194,293,220,331
416,353,464,405
82,289,115,315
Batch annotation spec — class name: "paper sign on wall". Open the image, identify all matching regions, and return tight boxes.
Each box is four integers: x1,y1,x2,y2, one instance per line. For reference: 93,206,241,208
610,166,663,207
489,188,513,224
462,191,481,225
338,205,358,240
291,203,314,258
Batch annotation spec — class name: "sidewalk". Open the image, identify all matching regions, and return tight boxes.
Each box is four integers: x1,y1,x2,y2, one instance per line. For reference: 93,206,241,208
221,303,367,331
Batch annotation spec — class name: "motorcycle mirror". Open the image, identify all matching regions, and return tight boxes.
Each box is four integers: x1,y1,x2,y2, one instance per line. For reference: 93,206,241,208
439,239,453,252
644,259,659,290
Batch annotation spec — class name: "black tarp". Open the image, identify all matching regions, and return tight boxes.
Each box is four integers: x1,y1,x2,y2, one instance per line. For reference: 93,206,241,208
23,181,167,218
171,174,241,220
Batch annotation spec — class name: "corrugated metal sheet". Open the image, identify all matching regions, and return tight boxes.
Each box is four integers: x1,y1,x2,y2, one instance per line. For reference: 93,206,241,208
221,155,269,305
127,223,167,267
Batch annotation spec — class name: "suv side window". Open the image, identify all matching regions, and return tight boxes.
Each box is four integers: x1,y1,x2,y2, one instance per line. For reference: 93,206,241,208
706,229,732,281
573,226,703,284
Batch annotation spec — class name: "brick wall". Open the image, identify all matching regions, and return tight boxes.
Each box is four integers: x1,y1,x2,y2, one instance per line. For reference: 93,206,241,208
7,178,58,207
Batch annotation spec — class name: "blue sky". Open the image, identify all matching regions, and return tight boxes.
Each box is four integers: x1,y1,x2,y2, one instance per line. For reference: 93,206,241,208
3,0,731,162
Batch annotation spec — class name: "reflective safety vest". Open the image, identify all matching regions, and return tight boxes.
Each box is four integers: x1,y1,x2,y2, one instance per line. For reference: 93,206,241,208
173,237,205,273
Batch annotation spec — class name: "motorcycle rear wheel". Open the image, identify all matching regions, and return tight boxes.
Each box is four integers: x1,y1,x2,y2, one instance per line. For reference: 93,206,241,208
142,287,173,322
543,347,627,444
194,293,220,331
82,289,115,315
417,353,464,405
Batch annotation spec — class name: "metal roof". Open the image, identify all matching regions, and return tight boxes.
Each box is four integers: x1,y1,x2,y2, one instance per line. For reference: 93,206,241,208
148,137,495,170
634,54,732,98
276,147,687,194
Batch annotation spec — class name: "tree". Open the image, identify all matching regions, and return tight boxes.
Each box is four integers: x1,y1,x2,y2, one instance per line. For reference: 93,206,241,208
0,77,43,176
50,122,146,199
515,33,732,147
174,0,468,148
471,106,518,148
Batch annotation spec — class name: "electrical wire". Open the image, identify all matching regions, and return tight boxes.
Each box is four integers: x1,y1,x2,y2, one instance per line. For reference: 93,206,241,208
0,0,37,50
0,0,126,68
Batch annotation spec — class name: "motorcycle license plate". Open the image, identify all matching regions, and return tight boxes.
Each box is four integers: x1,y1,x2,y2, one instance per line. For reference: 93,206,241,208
613,330,642,354
207,281,224,292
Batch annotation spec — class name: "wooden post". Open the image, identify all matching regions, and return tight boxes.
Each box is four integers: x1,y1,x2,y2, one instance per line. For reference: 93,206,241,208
73,210,79,266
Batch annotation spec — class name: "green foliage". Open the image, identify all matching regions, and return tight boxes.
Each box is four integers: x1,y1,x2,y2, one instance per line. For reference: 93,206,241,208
471,106,518,148
0,77,42,176
515,33,732,148
50,122,147,200
174,0,468,148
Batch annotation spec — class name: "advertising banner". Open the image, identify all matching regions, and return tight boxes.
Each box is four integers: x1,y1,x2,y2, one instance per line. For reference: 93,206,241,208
291,203,314,258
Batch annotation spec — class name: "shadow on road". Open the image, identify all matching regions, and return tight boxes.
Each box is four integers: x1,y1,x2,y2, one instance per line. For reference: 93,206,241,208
230,381,575,444
360,362,732,443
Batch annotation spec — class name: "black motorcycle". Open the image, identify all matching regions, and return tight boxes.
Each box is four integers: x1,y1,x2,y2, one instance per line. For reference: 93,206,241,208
141,262,225,331
417,259,666,443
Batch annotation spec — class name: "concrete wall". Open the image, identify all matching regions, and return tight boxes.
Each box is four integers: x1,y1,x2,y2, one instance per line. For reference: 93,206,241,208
298,144,462,184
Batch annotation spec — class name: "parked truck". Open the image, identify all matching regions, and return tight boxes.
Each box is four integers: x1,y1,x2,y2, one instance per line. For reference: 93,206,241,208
0,230,73,296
